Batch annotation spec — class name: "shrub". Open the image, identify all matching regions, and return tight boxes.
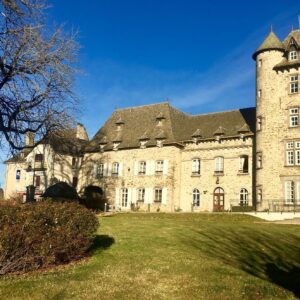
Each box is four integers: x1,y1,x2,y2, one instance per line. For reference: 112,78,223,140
0,201,99,274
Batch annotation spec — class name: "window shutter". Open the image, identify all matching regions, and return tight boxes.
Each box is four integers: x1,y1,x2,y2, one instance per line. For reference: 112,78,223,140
107,163,112,176
104,163,108,176
115,188,120,207
93,164,97,178
132,188,137,204
119,162,123,177
134,161,138,175
150,160,155,175
285,181,291,203
162,188,168,204
128,188,132,207
297,182,300,204
146,160,151,175
146,188,153,204
163,160,168,175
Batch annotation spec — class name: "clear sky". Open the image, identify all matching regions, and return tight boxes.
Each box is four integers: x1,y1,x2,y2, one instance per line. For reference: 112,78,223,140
0,0,300,188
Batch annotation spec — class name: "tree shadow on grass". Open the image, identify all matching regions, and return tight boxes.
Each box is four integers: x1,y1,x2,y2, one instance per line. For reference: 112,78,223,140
89,235,115,255
185,226,300,298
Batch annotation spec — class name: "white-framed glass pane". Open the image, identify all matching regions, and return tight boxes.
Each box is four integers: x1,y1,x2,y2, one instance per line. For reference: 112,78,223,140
240,188,249,206
112,162,119,174
215,157,224,172
289,51,298,61
290,116,299,127
137,188,145,202
155,160,164,172
192,159,200,174
192,189,200,207
285,181,294,204
154,188,162,202
296,150,300,165
121,188,128,207
287,151,294,165
139,161,146,174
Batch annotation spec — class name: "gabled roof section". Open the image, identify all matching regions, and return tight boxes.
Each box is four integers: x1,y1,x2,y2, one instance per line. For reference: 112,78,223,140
237,123,251,133
283,29,300,49
213,126,226,136
87,102,256,152
253,31,284,60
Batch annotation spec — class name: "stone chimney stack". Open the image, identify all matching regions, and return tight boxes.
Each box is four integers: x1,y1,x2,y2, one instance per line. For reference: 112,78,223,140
25,132,35,147
76,123,89,141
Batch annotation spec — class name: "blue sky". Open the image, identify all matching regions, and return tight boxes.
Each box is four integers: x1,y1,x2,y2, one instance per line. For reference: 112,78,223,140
0,0,300,188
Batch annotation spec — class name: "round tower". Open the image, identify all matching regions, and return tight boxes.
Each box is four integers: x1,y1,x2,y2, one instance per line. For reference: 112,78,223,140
253,31,285,211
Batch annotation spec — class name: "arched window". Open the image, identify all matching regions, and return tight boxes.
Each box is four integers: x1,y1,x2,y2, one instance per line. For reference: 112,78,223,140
240,188,248,206
213,187,225,211
192,189,200,207
112,162,119,175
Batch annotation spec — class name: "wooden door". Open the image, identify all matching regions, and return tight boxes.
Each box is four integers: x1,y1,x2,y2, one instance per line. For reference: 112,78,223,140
213,187,224,212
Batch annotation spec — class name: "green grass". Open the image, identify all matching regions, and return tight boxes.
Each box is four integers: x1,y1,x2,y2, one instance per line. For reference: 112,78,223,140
1,213,300,299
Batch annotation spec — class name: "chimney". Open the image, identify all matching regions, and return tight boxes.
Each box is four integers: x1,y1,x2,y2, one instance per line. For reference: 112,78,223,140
76,123,89,141
25,132,34,147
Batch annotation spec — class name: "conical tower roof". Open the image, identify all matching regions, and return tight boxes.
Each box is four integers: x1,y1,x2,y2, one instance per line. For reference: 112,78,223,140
253,31,284,60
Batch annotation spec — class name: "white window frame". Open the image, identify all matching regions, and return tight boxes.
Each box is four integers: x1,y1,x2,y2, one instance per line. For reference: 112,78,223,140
112,162,119,176
97,163,104,177
137,188,145,202
192,189,200,207
289,108,299,127
121,188,128,207
154,187,163,202
215,157,224,174
290,75,299,94
139,161,146,175
289,50,298,61
239,155,249,174
155,160,164,174
192,158,201,175
286,141,300,166
240,188,249,206
256,152,262,169
256,116,262,131
285,181,294,204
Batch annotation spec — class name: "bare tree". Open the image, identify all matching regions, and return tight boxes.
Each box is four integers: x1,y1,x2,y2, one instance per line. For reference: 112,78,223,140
0,0,79,152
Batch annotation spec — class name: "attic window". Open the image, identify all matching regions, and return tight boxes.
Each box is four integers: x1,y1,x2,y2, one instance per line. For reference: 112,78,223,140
289,51,298,61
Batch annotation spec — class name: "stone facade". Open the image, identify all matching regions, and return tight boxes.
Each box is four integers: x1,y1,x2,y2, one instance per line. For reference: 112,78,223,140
4,28,300,212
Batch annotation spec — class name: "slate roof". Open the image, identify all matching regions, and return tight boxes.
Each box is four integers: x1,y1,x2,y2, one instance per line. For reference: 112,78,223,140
253,31,284,59
86,102,256,152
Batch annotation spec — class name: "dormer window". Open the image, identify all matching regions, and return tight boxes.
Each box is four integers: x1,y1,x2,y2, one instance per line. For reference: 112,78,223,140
289,51,298,61
156,112,165,126
115,118,124,131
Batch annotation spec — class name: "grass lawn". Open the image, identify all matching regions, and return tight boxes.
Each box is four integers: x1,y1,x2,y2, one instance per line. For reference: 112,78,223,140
0,213,300,299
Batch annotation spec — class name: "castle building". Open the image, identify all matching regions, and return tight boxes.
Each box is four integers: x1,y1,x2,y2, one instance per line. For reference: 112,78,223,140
3,29,300,212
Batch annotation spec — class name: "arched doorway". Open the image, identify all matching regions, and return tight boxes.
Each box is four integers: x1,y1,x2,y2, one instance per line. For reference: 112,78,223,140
213,187,224,212
83,186,104,210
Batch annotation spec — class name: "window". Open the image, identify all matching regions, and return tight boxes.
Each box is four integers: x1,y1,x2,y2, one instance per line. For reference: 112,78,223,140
72,157,76,168
290,75,299,94
289,51,298,61
16,170,21,180
192,158,201,175
155,160,164,174
239,155,249,174
137,188,145,202
214,157,224,174
256,152,262,169
72,177,78,188
112,162,119,175
258,59,262,68
257,89,262,98
286,141,300,166
139,161,146,175
285,181,294,204
240,188,249,206
256,116,262,131
35,154,43,161
257,188,262,203
35,176,41,188
289,108,299,127
121,188,128,207
97,163,104,177
154,188,162,202
192,189,200,207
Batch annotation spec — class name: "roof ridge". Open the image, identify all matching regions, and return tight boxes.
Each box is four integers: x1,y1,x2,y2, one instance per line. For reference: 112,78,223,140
187,107,255,118
115,101,170,111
